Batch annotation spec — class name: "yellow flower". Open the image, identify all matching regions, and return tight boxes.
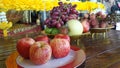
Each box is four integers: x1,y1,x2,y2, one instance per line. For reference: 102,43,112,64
0,0,105,12
0,22,12,30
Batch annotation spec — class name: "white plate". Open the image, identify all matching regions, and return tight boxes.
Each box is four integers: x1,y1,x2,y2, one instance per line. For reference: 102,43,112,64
16,50,76,68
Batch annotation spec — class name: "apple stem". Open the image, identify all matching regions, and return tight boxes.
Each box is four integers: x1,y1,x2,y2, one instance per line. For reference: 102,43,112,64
40,45,43,48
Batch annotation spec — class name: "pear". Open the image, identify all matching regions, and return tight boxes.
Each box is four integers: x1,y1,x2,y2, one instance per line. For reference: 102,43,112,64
67,19,83,36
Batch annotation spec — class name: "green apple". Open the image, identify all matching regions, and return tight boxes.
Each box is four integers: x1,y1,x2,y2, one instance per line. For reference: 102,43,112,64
67,19,83,36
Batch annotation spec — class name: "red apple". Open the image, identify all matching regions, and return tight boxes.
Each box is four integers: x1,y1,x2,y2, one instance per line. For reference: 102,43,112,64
50,39,70,58
30,41,52,65
54,34,70,42
34,35,49,43
81,20,90,33
16,37,35,59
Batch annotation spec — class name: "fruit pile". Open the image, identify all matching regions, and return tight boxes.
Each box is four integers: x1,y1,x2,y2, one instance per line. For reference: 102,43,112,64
16,34,71,65
89,12,107,28
44,2,79,28
80,11,108,34
44,2,92,35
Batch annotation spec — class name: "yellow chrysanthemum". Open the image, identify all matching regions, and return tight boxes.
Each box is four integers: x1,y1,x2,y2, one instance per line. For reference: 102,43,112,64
0,0,105,12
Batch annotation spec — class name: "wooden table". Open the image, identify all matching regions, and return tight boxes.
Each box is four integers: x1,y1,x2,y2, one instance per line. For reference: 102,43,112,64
5,46,86,68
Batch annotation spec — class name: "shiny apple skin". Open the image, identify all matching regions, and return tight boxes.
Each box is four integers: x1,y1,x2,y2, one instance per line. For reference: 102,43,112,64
54,34,70,42
34,35,49,43
81,20,90,33
50,39,70,58
16,37,35,59
30,41,52,65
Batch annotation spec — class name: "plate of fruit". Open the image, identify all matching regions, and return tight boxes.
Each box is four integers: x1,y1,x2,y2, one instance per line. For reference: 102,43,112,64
16,50,83,68
90,27,112,33
16,49,86,68
16,34,86,68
